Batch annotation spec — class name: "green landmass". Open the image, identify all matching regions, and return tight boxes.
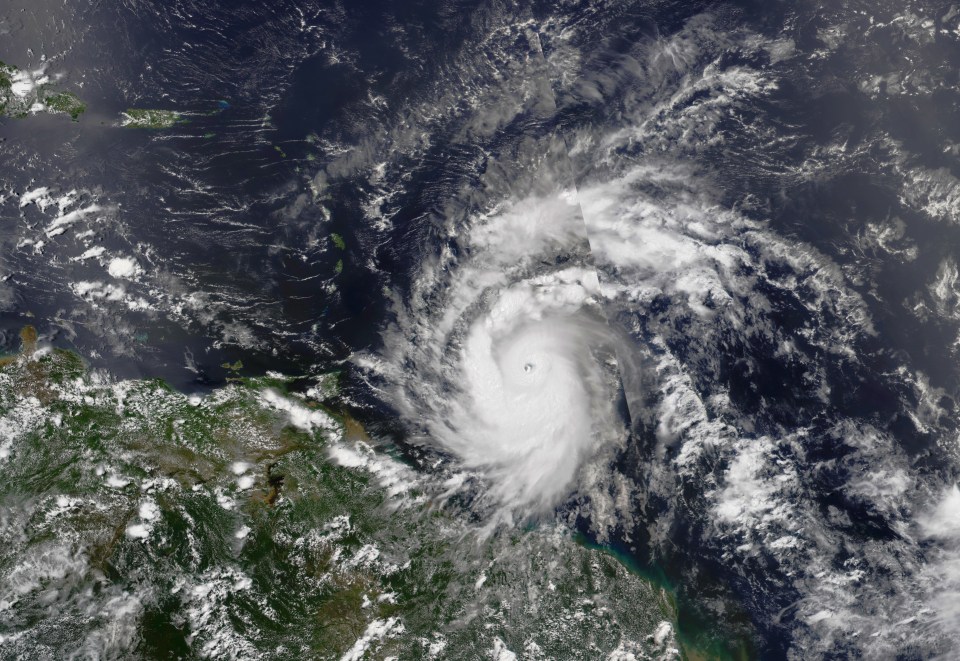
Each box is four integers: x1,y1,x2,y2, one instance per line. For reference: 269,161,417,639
0,60,15,118
0,61,85,120
0,329,679,659
44,91,86,120
121,108,187,129
334,258,344,275
0,61,12,91
331,233,346,250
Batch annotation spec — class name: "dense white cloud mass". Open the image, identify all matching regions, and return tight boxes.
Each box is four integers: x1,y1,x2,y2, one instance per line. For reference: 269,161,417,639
346,3,960,657
368,170,629,515
6,0,960,657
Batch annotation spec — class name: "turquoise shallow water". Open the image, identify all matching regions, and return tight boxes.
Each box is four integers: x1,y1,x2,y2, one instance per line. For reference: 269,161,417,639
4,0,960,657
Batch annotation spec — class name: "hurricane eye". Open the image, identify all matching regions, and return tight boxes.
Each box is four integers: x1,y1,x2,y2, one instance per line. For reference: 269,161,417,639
523,362,535,373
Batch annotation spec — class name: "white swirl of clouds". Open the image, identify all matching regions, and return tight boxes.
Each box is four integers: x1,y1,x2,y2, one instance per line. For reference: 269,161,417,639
370,177,628,516
348,3,960,655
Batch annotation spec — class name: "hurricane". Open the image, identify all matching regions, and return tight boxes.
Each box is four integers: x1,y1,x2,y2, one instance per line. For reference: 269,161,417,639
351,4,960,655
6,0,960,657
366,166,629,514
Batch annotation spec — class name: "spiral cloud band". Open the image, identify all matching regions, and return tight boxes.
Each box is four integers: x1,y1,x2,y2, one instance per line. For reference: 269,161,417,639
370,167,628,515
327,3,960,656
441,277,618,509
